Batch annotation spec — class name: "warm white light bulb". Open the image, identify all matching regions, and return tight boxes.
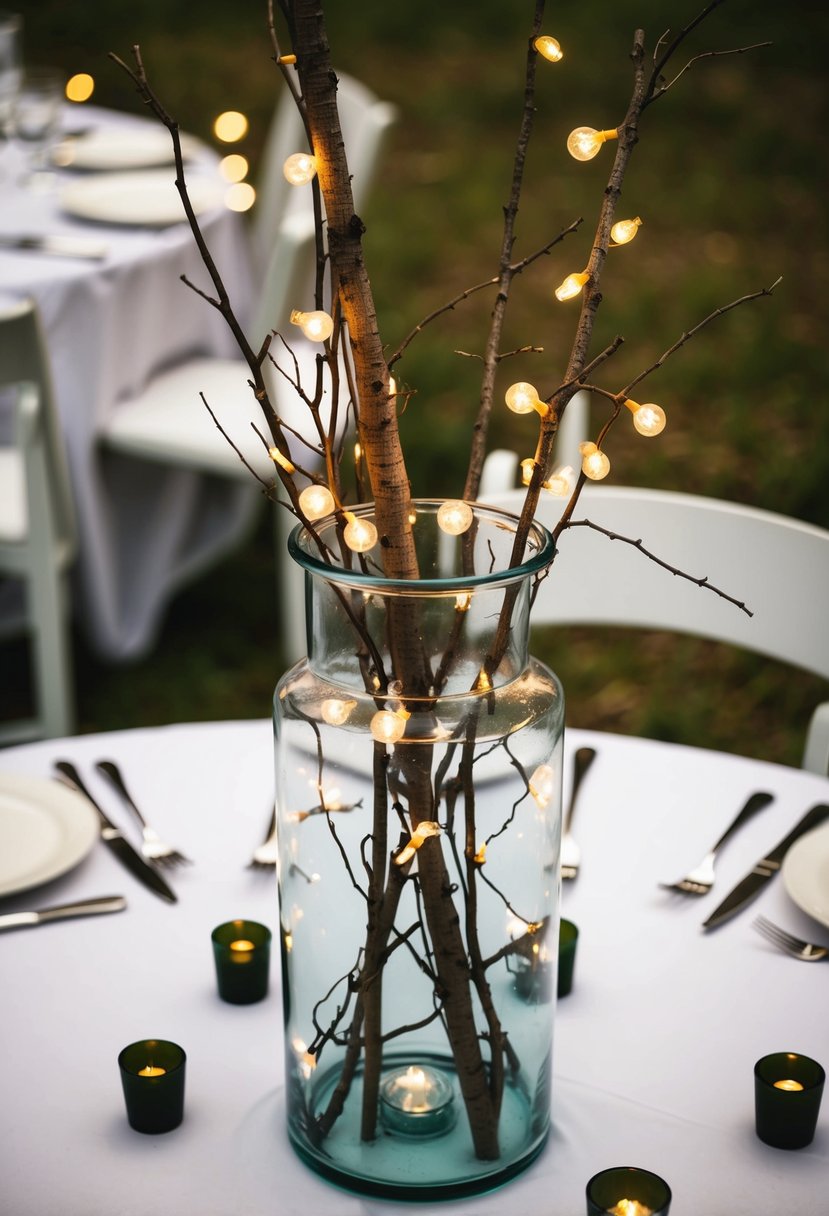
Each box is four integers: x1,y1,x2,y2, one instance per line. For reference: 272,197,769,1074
543,465,575,496
505,381,543,415
555,271,590,302
321,699,355,726
298,483,335,520
533,35,563,63
437,500,473,536
610,216,642,246
455,592,472,612
370,710,406,744
625,398,666,437
579,441,610,481
283,152,318,184
268,445,295,473
343,512,378,553
566,126,618,162
290,309,334,342
529,764,555,809
520,458,536,486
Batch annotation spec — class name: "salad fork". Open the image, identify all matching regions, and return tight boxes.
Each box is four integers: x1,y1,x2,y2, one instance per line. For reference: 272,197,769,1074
95,760,192,867
752,916,829,962
560,746,596,880
659,791,773,895
248,805,277,870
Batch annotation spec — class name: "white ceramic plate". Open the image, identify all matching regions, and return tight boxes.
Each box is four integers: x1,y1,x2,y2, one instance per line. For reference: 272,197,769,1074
0,772,99,897
782,820,829,929
59,170,224,227
56,128,201,171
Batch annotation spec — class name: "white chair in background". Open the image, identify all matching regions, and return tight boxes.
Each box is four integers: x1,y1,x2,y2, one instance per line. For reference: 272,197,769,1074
101,73,397,666
0,297,77,743
481,477,829,774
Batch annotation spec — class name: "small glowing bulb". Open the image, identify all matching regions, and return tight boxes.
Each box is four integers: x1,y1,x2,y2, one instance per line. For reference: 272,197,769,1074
298,484,335,520
473,842,487,864
268,445,295,473
555,271,590,302
321,699,356,726
370,710,407,745
225,182,256,212
283,152,318,184
455,592,472,612
520,458,536,486
290,309,334,342
543,465,575,496
65,73,94,103
533,35,563,63
566,126,618,162
437,500,473,536
505,381,546,416
343,512,378,553
278,53,297,65
389,375,398,397
220,153,249,183
476,669,493,693
625,398,666,437
610,216,642,246
529,764,555,808
579,441,611,481
213,110,249,143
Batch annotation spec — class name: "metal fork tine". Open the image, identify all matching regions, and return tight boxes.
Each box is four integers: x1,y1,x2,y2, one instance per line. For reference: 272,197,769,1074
752,916,829,961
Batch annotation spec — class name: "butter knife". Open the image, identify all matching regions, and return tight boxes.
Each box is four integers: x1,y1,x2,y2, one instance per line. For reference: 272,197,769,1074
0,234,109,259
54,761,177,904
0,895,126,933
702,802,829,930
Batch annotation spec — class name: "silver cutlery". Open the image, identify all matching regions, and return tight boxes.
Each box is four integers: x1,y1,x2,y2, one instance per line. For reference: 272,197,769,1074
95,759,192,867
752,916,829,962
248,805,277,870
561,746,596,880
659,791,773,895
0,233,109,259
54,761,177,903
0,895,126,933
702,802,829,930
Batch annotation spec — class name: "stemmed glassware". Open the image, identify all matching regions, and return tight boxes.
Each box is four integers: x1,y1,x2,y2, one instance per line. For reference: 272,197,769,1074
0,11,22,170
13,66,63,189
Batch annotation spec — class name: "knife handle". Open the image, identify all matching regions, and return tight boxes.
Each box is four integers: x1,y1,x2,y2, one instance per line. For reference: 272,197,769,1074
766,803,829,868
711,791,774,853
38,896,127,922
54,760,116,830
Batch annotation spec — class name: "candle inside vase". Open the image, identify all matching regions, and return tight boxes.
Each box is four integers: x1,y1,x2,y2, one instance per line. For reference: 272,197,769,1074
229,938,255,962
137,1064,166,1078
773,1078,804,1092
379,1064,457,1137
608,1201,653,1216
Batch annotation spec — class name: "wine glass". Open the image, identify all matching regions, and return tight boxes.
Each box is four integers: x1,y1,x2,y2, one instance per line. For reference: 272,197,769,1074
0,11,22,149
13,66,63,188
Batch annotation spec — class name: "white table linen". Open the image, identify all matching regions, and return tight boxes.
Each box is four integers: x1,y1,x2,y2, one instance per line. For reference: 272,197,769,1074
0,106,258,660
0,721,826,1214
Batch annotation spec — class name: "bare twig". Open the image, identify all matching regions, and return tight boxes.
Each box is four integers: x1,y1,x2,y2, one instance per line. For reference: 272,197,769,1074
654,42,772,99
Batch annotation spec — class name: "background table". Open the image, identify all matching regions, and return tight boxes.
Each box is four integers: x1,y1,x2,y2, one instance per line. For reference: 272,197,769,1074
0,105,257,660
0,721,827,1214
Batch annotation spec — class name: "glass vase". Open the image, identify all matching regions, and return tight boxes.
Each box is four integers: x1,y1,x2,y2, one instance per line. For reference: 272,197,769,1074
274,500,564,1200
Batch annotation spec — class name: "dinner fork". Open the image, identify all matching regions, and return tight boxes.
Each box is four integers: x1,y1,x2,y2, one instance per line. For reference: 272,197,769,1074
752,916,829,962
248,805,277,870
94,760,192,867
659,791,773,895
560,746,596,880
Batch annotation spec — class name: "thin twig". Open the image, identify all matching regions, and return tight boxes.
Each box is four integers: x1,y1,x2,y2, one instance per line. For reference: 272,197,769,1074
654,42,772,99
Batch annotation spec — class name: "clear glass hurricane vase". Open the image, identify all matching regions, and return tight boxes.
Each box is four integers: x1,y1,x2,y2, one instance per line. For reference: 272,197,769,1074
274,501,564,1200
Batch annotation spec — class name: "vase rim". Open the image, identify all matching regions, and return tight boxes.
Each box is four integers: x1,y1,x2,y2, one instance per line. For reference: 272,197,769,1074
288,499,555,592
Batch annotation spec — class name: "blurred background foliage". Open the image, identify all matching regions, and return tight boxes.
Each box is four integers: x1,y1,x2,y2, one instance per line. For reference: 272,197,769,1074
3,0,828,764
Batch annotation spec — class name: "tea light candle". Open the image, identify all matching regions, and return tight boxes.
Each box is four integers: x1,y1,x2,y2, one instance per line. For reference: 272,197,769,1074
586,1166,671,1216
755,1052,825,1149
118,1039,186,1134
212,920,272,1004
379,1063,457,1137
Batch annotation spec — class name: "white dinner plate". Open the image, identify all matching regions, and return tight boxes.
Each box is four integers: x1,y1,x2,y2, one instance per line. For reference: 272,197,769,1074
59,170,225,227
0,771,99,898
55,127,201,172
782,820,829,929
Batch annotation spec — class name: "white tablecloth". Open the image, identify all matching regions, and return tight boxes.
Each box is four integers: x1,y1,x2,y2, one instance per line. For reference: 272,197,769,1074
0,722,827,1214
0,106,258,659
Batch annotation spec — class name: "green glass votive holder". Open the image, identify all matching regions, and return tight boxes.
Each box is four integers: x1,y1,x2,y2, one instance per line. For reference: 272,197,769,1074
754,1052,825,1150
558,917,579,998
118,1039,186,1134
212,919,272,1004
586,1165,672,1215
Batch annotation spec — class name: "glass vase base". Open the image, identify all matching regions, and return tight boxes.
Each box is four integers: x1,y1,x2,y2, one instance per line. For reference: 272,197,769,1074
288,1052,550,1201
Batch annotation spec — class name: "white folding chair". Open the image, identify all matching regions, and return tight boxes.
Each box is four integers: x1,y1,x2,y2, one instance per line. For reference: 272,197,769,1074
0,297,77,743
101,73,397,666
481,478,829,774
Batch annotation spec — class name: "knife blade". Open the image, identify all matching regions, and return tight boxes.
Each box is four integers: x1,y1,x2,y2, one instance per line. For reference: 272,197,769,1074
702,802,829,930
0,234,109,259
0,895,127,933
54,761,177,904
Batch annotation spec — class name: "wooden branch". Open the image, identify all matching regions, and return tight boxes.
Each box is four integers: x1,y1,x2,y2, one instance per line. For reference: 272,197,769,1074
653,41,772,100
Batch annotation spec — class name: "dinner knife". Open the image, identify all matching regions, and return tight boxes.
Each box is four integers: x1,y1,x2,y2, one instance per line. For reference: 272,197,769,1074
0,234,109,259
0,895,127,933
53,761,177,904
702,802,829,930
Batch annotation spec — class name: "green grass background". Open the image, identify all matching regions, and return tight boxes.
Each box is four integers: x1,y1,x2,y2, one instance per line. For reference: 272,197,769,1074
3,0,827,764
